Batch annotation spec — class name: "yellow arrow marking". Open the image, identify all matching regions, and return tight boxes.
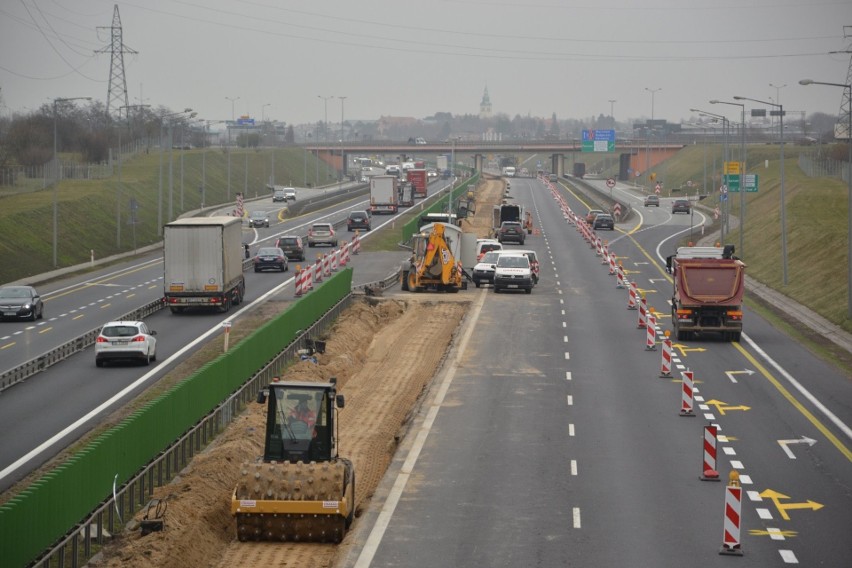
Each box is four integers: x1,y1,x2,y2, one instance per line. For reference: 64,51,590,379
672,344,707,356
758,489,824,521
705,400,751,415
749,528,798,538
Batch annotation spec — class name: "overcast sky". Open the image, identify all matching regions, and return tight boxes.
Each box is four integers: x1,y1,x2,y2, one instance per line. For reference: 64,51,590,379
1,0,851,129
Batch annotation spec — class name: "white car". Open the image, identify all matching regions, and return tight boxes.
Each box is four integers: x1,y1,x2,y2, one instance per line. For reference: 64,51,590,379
475,238,502,262
282,187,297,201
472,250,502,288
95,321,157,367
493,254,533,294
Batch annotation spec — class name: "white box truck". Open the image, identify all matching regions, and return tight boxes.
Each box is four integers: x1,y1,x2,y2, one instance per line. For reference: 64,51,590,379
370,175,398,214
163,216,246,313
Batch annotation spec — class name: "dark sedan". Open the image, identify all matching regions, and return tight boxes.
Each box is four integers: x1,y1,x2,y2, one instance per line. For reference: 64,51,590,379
253,247,288,272
0,285,44,321
672,199,691,214
593,213,615,230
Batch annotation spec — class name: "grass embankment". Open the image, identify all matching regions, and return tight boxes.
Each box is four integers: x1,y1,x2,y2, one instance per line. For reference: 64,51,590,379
0,147,336,283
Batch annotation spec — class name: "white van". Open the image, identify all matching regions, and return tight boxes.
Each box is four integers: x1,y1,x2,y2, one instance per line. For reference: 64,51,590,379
502,166,516,177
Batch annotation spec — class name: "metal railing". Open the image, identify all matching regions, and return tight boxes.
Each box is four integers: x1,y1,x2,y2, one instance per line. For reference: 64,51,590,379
0,298,165,393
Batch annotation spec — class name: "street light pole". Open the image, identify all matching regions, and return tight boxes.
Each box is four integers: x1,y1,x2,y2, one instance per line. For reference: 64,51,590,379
711,100,747,260
769,83,787,141
157,108,193,235
52,96,91,267
116,103,149,248
735,95,786,285
645,87,661,121
800,79,852,317
338,96,347,188
225,97,239,200
692,108,730,243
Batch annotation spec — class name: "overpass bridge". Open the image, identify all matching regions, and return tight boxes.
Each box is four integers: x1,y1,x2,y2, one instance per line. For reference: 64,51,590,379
306,140,684,181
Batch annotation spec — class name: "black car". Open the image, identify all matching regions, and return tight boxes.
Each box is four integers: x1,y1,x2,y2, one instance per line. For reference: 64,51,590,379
497,221,525,244
347,210,371,232
275,236,306,261
0,285,44,321
253,247,288,272
593,213,615,230
672,199,691,214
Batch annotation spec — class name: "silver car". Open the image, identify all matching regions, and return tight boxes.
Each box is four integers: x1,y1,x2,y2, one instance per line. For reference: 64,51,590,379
307,222,338,247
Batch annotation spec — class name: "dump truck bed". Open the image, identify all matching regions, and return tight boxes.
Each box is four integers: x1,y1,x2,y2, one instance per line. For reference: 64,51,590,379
675,259,745,306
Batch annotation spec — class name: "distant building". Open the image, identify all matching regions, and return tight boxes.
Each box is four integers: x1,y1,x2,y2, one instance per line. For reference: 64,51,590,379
479,86,492,119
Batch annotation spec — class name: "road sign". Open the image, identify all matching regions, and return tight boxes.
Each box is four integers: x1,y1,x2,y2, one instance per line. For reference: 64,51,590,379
613,203,622,216
581,129,616,152
724,174,758,192
655,183,661,193
724,161,742,175
606,178,615,188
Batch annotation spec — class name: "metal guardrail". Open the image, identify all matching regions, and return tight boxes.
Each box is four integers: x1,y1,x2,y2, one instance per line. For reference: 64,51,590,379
0,298,165,393
31,294,352,568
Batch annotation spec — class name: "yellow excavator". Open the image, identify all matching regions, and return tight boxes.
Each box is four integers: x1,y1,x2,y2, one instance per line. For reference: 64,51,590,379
401,222,467,292
231,379,355,543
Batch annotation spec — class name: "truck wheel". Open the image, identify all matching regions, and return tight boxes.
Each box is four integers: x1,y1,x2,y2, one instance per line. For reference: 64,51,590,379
731,332,741,342
401,271,410,291
525,288,532,294
219,296,231,313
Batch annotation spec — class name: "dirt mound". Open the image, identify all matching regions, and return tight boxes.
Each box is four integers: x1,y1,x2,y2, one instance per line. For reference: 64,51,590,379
90,297,468,568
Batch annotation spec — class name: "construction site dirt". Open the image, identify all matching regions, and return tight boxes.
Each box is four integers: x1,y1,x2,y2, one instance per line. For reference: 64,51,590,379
87,176,507,568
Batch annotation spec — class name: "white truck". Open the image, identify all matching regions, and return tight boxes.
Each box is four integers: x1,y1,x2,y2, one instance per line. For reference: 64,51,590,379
163,217,246,314
436,154,449,177
370,175,398,214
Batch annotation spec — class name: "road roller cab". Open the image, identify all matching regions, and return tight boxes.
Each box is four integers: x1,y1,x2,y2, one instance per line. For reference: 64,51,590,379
231,379,355,543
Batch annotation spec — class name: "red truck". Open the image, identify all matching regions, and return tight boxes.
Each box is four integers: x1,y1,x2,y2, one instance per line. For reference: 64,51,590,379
665,245,746,342
407,169,428,198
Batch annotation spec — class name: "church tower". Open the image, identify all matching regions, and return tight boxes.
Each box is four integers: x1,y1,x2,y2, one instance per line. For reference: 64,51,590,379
479,86,492,119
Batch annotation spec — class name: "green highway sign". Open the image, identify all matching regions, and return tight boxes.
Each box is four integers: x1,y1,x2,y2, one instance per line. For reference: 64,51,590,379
724,174,758,192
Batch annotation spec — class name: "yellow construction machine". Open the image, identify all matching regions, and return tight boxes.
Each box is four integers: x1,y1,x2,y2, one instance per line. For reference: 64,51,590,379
401,222,468,292
231,379,355,543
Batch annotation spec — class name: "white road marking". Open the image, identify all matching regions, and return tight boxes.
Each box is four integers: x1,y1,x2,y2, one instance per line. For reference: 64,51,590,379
564,352,570,360
747,491,762,501
757,508,773,520
573,507,581,528
723,447,736,456
779,550,799,563
565,371,572,381
353,286,487,568
566,395,573,406
730,460,744,469
767,527,786,541
570,460,577,476
739,474,753,484
568,424,575,436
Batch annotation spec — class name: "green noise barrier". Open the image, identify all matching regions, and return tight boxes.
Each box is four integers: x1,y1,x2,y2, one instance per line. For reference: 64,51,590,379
0,268,352,568
401,172,480,243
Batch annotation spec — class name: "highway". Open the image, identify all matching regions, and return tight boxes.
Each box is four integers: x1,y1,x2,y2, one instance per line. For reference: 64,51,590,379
0,179,448,491
2,173,849,566
343,175,852,567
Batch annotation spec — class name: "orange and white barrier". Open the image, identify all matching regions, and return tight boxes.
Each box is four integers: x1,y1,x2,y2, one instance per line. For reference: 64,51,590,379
608,252,617,275
313,257,323,283
330,249,339,273
352,231,361,254
294,268,305,297
645,312,657,351
719,472,744,555
637,295,648,329
323,253,332,277
627,280,638,310
659,336,673,377
616,264,626,288
679,369,696,417
701,425,721,481
600,241,608,263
